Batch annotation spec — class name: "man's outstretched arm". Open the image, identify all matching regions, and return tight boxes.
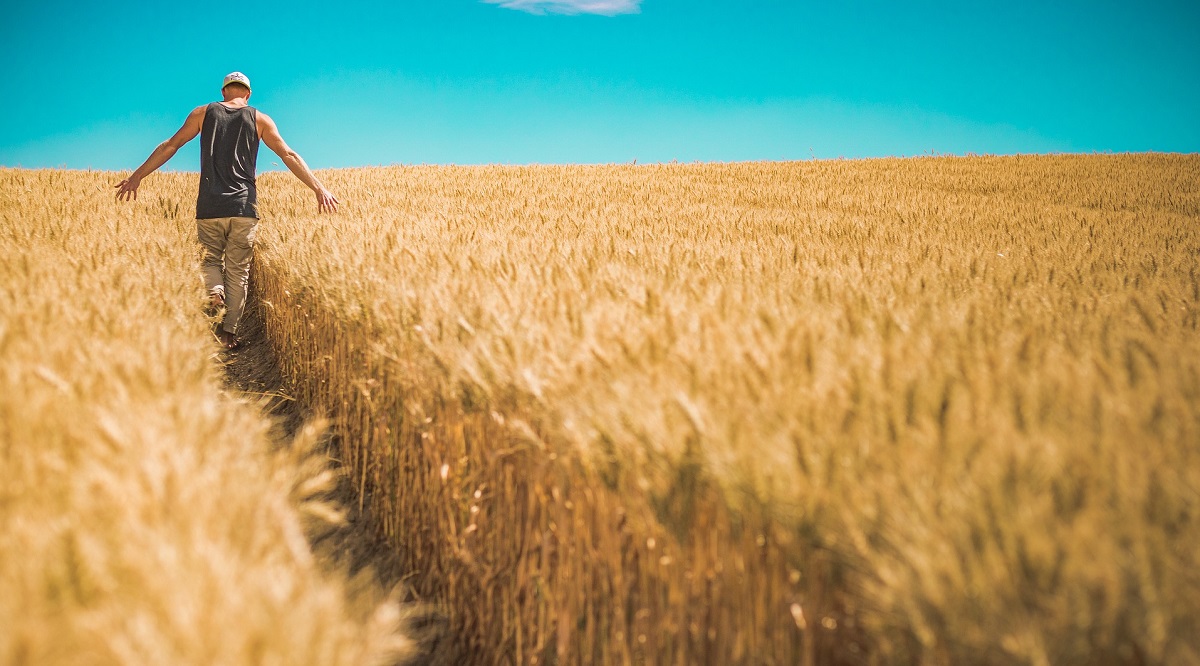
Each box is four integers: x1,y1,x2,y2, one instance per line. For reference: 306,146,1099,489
115,106,205,201
258,111,339,213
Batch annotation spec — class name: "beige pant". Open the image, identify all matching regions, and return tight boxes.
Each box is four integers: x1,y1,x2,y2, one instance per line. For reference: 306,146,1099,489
197,216,258,335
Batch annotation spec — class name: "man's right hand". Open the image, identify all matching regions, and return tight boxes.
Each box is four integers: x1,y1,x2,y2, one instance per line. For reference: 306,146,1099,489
316,188,340,214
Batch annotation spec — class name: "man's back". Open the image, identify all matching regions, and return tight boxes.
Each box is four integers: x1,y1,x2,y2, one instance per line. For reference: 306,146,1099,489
197,102,260,219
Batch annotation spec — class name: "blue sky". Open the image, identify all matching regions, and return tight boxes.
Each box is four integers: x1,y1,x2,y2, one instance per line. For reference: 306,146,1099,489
2,0,1197,170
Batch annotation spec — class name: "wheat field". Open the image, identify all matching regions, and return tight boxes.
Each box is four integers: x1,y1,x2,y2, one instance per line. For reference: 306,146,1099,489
0,168,410,665
243,154,1200,665
4,155,1198,665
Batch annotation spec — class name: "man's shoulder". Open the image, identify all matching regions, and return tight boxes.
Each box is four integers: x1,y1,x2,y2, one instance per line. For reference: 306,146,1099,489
182,104,212,127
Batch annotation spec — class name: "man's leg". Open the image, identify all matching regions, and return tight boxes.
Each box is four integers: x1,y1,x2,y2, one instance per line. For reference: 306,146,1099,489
221,217,259,336
196,218,230,305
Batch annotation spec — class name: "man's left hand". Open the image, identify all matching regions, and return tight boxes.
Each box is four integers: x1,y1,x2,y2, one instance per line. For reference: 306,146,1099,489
114,175,142,202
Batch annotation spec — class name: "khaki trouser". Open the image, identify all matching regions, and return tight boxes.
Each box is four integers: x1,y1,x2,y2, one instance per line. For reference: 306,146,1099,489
196,216,258,335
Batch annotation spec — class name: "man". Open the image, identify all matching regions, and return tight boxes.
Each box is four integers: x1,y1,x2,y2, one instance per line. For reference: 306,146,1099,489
115,71,338,349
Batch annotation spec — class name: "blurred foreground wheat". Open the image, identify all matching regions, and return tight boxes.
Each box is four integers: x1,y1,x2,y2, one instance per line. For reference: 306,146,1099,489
249,154,1199,665
0,169,411,665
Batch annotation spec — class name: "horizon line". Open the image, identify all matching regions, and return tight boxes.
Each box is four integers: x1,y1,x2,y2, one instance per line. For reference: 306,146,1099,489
4,150,1193,173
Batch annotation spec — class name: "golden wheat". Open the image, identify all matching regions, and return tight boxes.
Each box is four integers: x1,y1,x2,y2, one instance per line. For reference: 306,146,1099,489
0,168,411,665
24,154,1196,664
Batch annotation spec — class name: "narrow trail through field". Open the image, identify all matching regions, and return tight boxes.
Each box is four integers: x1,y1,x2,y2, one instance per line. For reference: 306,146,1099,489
218,295,458,666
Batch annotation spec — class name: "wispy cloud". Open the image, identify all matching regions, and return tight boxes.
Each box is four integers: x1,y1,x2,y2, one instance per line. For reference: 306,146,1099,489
482,0,641,16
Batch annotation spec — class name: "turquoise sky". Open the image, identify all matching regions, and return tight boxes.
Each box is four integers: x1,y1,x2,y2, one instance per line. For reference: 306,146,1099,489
2,0,1197,170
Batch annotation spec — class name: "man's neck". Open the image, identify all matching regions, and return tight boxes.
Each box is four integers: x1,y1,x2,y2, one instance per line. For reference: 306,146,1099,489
220,97,250,108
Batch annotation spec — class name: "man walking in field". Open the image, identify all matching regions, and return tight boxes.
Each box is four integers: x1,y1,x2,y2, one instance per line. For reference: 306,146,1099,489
115,71,338,349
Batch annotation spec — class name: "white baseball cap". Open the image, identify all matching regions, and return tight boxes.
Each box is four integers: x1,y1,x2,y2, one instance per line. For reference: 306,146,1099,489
222,71,251,91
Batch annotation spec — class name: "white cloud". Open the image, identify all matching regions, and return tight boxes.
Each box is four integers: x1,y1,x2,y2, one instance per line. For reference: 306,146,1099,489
482,0,641,16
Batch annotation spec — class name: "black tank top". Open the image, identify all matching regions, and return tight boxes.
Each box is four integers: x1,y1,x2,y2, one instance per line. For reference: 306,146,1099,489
196,102,259,219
